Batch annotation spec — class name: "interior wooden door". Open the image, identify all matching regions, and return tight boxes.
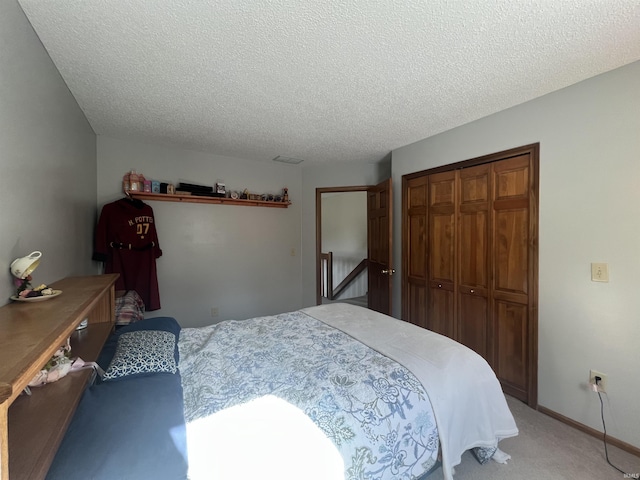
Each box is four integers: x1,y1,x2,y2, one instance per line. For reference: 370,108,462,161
426,171,456,338
457,164,491,360
367,178,393,315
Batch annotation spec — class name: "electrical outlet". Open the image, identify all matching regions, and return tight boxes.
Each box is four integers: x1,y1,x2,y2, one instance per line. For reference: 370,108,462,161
589,369,607,393
211,307,219,318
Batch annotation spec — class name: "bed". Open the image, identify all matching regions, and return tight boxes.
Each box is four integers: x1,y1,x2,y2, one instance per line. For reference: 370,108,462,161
47,303,517,480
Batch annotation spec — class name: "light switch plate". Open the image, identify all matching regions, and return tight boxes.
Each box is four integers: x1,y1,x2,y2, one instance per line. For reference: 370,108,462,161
591,263,609,282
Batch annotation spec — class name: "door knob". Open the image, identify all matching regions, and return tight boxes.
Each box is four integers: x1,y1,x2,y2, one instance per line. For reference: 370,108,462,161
381,269,396,276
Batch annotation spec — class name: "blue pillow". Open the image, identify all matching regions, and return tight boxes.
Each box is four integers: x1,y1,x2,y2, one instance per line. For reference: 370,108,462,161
103,330,177,381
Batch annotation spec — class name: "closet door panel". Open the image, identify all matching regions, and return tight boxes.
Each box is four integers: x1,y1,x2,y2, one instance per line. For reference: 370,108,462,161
457,164,490,359
495,300,528,400
408,215,426,279
428,172,455,282
430,172,455,207
495,156,529,200
460,168,489,203
458,212,488,286
404,176,428,326
427,172,455,337
491,154,531,402
430,213,455,280
493,154,530,297
495,210,529,294
408,284,427,329
408,180,428,209
407,215,427,326
458,290,487,358
427,211,455,336
428,284,455,338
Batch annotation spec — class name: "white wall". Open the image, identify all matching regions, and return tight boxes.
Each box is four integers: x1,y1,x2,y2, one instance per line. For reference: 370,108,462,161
322,192,367,256
97,136,302,327
322,192,367,298
392,61,640,448
0,0,97,304
301,161,390,307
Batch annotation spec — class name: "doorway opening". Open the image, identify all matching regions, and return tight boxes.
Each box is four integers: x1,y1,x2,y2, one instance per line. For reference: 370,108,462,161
315,187,369,307
315,179,393,316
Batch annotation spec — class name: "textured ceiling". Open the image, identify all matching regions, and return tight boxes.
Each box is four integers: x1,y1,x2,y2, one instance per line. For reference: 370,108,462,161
18,0,640,164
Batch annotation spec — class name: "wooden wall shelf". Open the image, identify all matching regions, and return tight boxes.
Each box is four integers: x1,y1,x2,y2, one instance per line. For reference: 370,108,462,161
130,191,291,208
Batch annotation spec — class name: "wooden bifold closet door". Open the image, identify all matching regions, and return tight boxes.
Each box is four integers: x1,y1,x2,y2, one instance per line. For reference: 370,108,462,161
402,144,539,407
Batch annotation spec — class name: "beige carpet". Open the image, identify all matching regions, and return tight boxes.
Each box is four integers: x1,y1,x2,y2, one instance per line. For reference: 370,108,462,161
428,395,638,480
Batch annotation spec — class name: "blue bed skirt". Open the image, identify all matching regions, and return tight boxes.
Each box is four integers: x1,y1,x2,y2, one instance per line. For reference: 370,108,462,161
46,318,188,480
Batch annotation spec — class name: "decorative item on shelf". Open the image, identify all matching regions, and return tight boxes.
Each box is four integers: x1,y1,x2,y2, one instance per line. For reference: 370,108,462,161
123,170,146,193
176,182,212,194
129,170,139,192
241,189,249,199
176,182,227,198
27,337,73,390
10,250,41,280
283,187,289,202
167,183,176,194
230,191,239,199
9,251,61,301
152,181,161,193
144,180,152,193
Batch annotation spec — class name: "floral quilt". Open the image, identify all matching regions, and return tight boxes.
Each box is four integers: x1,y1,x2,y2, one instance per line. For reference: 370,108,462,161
179,311,439,480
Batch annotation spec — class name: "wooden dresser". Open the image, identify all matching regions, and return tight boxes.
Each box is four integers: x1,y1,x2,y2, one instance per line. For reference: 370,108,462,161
0,274,118,480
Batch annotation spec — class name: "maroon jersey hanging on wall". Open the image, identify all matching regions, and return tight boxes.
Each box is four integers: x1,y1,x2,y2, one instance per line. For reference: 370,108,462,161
93,197,162,310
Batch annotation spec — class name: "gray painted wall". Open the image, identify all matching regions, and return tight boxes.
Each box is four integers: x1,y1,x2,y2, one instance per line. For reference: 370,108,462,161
97,137,384,325
392,61,640,449
97,136,304,327
0,0,97,304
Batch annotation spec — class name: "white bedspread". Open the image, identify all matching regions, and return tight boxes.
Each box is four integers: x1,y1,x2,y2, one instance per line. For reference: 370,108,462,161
301,303,519,480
